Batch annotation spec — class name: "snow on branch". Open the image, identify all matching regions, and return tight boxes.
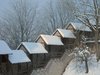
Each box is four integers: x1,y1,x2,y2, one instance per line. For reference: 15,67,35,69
74,46,91,61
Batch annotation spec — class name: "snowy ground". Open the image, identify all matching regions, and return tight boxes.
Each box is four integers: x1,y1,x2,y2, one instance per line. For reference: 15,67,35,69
63,54,100,75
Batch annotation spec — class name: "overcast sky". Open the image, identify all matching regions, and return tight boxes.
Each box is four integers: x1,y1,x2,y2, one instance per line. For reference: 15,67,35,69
0,0,9,9
0,0,10,14
0,0,47,15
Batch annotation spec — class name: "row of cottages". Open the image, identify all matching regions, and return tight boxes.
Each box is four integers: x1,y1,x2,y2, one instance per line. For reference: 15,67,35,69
36,34,64,58
16,29,76,70
17,35,64,69
17,29,76,69
0,40,31,75
66,22,95,51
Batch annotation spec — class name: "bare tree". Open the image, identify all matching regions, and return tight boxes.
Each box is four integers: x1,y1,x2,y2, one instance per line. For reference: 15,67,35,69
42,0,76,34
43,0,58,34
74,46,90,73
56,0,76,28
75,0,100,61
0,0,38,49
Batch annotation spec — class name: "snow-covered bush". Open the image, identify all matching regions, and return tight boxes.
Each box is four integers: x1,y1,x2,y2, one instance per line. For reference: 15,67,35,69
74,46,91,73
74,46,90,61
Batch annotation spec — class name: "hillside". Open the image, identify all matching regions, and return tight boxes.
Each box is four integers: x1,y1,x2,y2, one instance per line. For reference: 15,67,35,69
63,54,100,75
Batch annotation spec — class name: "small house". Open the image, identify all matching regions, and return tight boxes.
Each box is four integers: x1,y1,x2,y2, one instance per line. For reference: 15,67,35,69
17,42,48,68
8,50,31,75
53,29,76,52
36,34,64,58
66,22,93,45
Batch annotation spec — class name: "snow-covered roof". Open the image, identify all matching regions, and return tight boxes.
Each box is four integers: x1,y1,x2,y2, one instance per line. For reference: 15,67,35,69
18,42,48,54
40,35,64,45
98,40,100,42
85,40,100,43
85,41,95,43
8,50,31,64
89,19,96,25
0,40,12,55
54,29,76,38
68,22,91,32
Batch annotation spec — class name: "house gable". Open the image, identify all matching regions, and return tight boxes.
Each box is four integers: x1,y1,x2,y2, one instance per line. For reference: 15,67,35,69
53,30,62,38
66,24,75,32
18,44,30,55
36,36,46,47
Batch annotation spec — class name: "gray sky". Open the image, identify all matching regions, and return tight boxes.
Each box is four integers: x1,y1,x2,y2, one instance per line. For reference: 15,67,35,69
0,0,46,15
0,0,9,9
0,0,9,14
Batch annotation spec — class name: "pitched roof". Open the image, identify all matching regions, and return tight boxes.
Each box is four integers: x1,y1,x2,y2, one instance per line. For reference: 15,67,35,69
54,29,76,38
0,40,12,55
8,50,31,64
85,40,100,43
39,35,64,45
18,42,48,54
67,22,91,32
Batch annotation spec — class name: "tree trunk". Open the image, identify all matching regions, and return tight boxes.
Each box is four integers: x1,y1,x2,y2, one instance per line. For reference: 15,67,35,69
95,30,99,61
85,56,88,73
93,0,100,61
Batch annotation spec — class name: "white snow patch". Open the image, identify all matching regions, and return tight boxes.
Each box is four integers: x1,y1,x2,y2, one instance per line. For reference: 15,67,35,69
40,35,63,45
63,54,100,75
21,42,48,54
69,22,91,32
0,40,12,55
57,29,76,38
9,50,31,64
